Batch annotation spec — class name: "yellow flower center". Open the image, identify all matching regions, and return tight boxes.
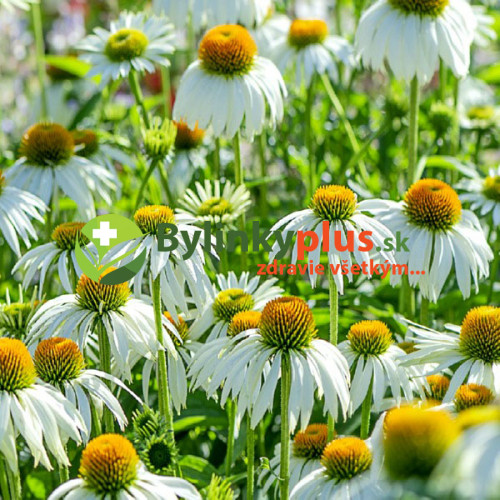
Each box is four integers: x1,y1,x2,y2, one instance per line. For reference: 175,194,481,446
0,338,36,392
293,424,329,459
454,383,494,412
76,268,131,313
134,205,176,235
259,297,317,350
72,130,99,158
483,175,500,202
228,311,262,337
79,434,139,494
174,120,205,150
164,312,189,346
143,119,177,160
311,185,357,222
403,179,462,232
51,222,87,251
467,105,495,122
19,122,74,167
397,340,417,354
34,337,85,384
425,374,450,402
198,197,233,217
383,407,458,479
288,20,328,48
459,306,500,363
388,0,449,17
105,28,149,62
212,289,255,323
347,320,393,356
321,437,372,481
456,405,500,430
199,25,257,76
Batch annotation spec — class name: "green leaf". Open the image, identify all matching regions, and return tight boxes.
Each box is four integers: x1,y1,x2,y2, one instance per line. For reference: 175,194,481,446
179,455,219,488
476,62,500,85
69,93,102,129
44,55,91,78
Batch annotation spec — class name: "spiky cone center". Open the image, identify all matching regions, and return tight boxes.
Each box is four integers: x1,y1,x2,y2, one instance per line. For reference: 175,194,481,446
425,374,450,402
72,130,99,158
212,289,255,323
456,405,500,430
259,297,317,350
174,120,205,150
140,434,175,475
403,179,462,232
383,407,458,480
206,476,234,500
293,424,329,459
348,320,393,356
105,28,149,62
467,105,495,122
79,434,139,494
143,119,177,160
198,197,233,217
483,175,500,202
164,312,189,346
459,306,500,363
454,384,494,412
134,205,175,235
0,338,36,392
0,302,37,336
132,407,165,440
428,102,457,135
288,19,328,48
76,268,131,313
321,437,372,481
388,0,449,17
34,337,85,384
311,185,357,222
228,311,262,337
51,222,87,250
19,122,74,167
199,24,257,76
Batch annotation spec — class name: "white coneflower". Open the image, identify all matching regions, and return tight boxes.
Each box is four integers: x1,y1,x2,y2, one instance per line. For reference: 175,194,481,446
0,169,46,257
13,222,95,294
177,179,251,228
77,11,175,87
5,123,116,219
173,24,286,139
48,434,201,500
0,338,85,472
188,271,282,341
403,306,500,400
270,18,354,87
363,179,493,301
355,0,476,84
471,4,496,47
458,77,499,131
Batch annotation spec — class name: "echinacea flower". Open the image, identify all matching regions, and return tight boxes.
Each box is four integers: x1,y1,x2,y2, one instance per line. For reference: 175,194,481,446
453,383,494,412
173,24,286,139
0,295,40,340
190,297,351,430
5,123,116,219
177,179,251,228
363,179,493,301
458,77,499,131
425,374,450,405
48,434,201,500
269,185,396,293
0,170,46,257
339,320,416,414
188,271,282,341
26,269,178,379
471,4,496,47
33,337,141,434
355,0,476,84
403,306,500,399
270,18,354,87
13,222,93,294
0,338,85,471
459,166,500,227
77,11,175,87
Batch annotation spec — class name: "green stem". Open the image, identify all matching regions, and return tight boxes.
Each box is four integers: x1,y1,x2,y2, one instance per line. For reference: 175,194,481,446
420,297,430,325
58,464,69,485
474,129,483,166
408,76,420,186
6,464,21,500
214,138,221,178
360,380,373,439
31,2,47,119
161,66,172,118
233,132,247,270
305,76,316,199
128,72,151,129
335,0,343,36
151,275,181,476
90,399,102,437
280,353,291,500
97,320,114,433
321,74,369,183
134,159,159,212
487,230,499,304
257,133,268,218
328,272,338,440
246,416,255,499
224,399,236,477
0,457,10,500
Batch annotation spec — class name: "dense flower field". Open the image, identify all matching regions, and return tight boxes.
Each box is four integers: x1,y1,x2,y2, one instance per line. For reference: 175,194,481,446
0,0,499,499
